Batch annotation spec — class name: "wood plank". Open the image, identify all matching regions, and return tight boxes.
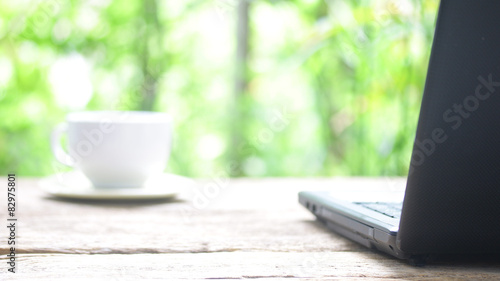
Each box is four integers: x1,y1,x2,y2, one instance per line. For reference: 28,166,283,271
2,252,500,280
0,177,404,255
2,177,499,279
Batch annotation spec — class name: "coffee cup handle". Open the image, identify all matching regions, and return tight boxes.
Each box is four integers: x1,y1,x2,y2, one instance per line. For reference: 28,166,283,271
51,123,75,167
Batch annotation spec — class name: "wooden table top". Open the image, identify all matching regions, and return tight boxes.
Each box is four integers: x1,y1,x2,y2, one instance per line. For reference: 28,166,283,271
1,177,499,280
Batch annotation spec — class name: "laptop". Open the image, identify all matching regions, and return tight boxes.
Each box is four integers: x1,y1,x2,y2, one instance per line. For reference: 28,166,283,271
299,0,500,263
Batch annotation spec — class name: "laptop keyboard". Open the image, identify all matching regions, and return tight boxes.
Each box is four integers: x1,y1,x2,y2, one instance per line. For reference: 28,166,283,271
355,202,403,219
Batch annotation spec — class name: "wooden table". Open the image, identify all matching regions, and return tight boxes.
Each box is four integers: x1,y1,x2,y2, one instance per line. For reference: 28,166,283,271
1,177,500,280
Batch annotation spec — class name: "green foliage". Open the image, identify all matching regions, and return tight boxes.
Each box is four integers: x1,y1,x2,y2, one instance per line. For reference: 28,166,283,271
0,0,438,177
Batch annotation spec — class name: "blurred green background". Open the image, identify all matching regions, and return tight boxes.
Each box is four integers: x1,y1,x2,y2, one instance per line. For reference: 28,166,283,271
0,0,438,177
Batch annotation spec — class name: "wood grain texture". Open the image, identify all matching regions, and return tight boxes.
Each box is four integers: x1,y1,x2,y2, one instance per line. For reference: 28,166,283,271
2,252,500,280
1,177,499,279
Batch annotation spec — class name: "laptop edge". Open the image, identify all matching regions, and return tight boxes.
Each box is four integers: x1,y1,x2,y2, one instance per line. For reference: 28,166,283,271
299,0,500,261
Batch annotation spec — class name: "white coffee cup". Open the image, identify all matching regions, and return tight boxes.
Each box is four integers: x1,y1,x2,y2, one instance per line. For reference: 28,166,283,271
51,111,172,189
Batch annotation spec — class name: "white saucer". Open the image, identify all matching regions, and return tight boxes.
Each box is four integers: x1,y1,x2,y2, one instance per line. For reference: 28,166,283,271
39,171,194,201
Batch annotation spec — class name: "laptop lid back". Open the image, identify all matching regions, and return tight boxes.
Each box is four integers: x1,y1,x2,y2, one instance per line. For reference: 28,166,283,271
398,0,500,254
